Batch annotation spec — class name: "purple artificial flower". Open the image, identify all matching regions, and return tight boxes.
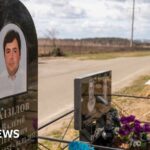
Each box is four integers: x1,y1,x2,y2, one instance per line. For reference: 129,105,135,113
143,123,150,132
118,115,150,146
120,116,129,124
119,124,132,136
120,115,135,124
119,128,128,136
134,120,141,125
134,123,143,134
124,124,132,132
127,115,135,123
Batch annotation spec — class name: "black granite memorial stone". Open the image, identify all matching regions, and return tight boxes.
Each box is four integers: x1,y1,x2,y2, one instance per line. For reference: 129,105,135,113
74,71,111,143
0,0,38,149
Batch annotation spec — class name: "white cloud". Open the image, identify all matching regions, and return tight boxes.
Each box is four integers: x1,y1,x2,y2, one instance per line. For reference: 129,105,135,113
21,0,150,39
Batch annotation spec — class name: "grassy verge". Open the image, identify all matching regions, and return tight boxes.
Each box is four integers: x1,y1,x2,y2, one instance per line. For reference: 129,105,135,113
65,50,150,60
38,116,79,150
113,74,150,122
114,74,150,96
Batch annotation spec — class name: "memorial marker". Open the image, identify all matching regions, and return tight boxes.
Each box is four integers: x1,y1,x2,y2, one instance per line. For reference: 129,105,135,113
74,71,111,143
0,0,38,149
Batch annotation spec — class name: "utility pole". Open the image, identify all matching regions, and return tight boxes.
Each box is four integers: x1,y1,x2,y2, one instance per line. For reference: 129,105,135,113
130,0,135,47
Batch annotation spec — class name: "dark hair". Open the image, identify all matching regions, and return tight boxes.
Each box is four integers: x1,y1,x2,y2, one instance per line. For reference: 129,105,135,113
3,30,21,54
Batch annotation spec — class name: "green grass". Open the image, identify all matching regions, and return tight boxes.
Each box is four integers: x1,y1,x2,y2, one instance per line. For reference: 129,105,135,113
65,50,150,60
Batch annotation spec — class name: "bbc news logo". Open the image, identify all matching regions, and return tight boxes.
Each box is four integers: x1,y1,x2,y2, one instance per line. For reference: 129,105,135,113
0,130,19,138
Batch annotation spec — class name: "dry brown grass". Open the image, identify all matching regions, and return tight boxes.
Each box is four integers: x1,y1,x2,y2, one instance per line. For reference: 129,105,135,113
66,50,150,60
113,74,150,122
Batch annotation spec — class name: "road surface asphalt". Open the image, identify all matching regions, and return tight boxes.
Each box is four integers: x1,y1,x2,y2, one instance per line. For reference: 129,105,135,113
38,56,150,126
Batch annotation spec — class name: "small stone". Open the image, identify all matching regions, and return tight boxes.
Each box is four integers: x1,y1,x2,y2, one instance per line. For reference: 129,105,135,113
145,80,150,85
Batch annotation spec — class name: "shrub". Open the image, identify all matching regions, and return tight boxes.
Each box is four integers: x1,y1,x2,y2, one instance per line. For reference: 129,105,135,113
51,47,64,56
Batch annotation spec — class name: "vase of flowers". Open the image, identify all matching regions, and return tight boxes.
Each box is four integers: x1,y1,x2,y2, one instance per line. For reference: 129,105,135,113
114,115,150,150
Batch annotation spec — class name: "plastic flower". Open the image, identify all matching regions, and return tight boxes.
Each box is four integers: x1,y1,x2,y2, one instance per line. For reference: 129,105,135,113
116,115,149,149
143,123,150,132
127,115,135,123
136,140,142,147
119,129,129,136
134,120,141,125
134,123,143,134
120,115,135,124
133,140,141,147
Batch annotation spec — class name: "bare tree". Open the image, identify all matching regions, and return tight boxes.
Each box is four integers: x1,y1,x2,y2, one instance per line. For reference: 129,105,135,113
44,27,64,56
46,27,59,49
42,27,59,56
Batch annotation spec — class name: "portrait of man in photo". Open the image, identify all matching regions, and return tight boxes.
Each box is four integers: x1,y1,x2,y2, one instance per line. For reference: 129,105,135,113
4,30,21,80
0,24,27,99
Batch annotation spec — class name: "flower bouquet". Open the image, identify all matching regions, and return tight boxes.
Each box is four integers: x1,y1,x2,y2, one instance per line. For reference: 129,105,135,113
114,115,150,150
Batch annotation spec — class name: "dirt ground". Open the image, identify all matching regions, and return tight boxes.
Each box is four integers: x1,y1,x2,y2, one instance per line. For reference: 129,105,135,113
113,80,150,123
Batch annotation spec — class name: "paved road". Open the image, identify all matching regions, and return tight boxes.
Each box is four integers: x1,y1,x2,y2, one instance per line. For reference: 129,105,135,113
38,56,150,126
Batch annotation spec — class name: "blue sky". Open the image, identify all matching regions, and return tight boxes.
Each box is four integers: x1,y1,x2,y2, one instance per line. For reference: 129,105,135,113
21,0,150,39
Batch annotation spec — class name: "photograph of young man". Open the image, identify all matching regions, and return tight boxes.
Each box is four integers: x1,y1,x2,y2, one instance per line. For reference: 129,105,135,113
0,29,26,99
3,30,21,80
